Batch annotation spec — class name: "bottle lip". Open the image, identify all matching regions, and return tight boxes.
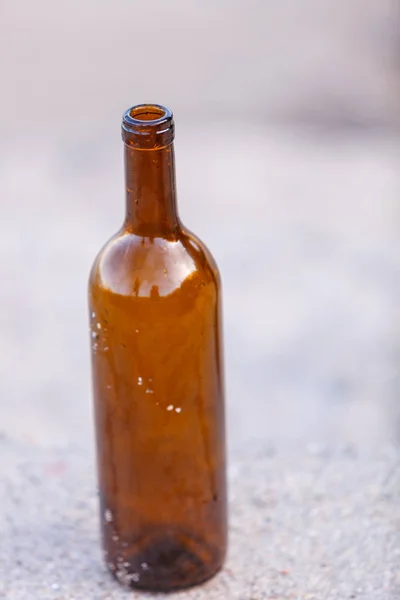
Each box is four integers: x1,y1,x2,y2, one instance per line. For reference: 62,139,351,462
122,104,175,149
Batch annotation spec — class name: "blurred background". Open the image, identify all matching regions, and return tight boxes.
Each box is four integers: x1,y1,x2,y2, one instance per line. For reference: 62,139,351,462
0,0,398,453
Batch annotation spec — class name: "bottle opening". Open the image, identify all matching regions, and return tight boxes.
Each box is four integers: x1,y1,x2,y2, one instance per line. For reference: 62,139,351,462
129,105,167,122
122,104,174,149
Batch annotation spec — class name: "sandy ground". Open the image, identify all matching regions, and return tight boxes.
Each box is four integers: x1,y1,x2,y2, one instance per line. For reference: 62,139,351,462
1,439,399,600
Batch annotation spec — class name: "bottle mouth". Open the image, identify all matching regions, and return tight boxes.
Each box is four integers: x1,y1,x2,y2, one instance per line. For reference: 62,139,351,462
122,104,175,149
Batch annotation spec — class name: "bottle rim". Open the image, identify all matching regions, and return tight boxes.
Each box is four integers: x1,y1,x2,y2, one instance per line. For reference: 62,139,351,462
122,104,175,148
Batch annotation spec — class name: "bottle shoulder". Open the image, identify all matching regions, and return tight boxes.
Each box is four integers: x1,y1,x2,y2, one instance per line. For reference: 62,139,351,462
89,227,220,299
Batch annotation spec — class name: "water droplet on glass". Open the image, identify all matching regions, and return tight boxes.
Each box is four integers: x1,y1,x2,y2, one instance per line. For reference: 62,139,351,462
138,377,143,386
167,405,174,411
104,509,113,523
91,311,96,318
146,388,154,394
175,407,182,413
141,562,149,570
96,322,101,329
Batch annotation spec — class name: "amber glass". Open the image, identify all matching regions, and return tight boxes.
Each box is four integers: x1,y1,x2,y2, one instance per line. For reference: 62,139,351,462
88,104,227,591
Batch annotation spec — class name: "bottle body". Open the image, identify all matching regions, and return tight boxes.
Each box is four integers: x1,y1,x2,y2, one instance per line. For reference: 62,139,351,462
88,105,227,591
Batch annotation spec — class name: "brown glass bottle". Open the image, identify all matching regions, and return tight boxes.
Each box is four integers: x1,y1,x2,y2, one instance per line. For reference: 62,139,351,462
88,105,227,591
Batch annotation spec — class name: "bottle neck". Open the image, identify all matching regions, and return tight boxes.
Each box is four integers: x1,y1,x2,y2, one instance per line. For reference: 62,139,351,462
124,142,179,237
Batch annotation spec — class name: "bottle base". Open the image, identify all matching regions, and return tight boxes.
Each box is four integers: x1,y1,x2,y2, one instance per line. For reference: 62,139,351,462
106,529,224,592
